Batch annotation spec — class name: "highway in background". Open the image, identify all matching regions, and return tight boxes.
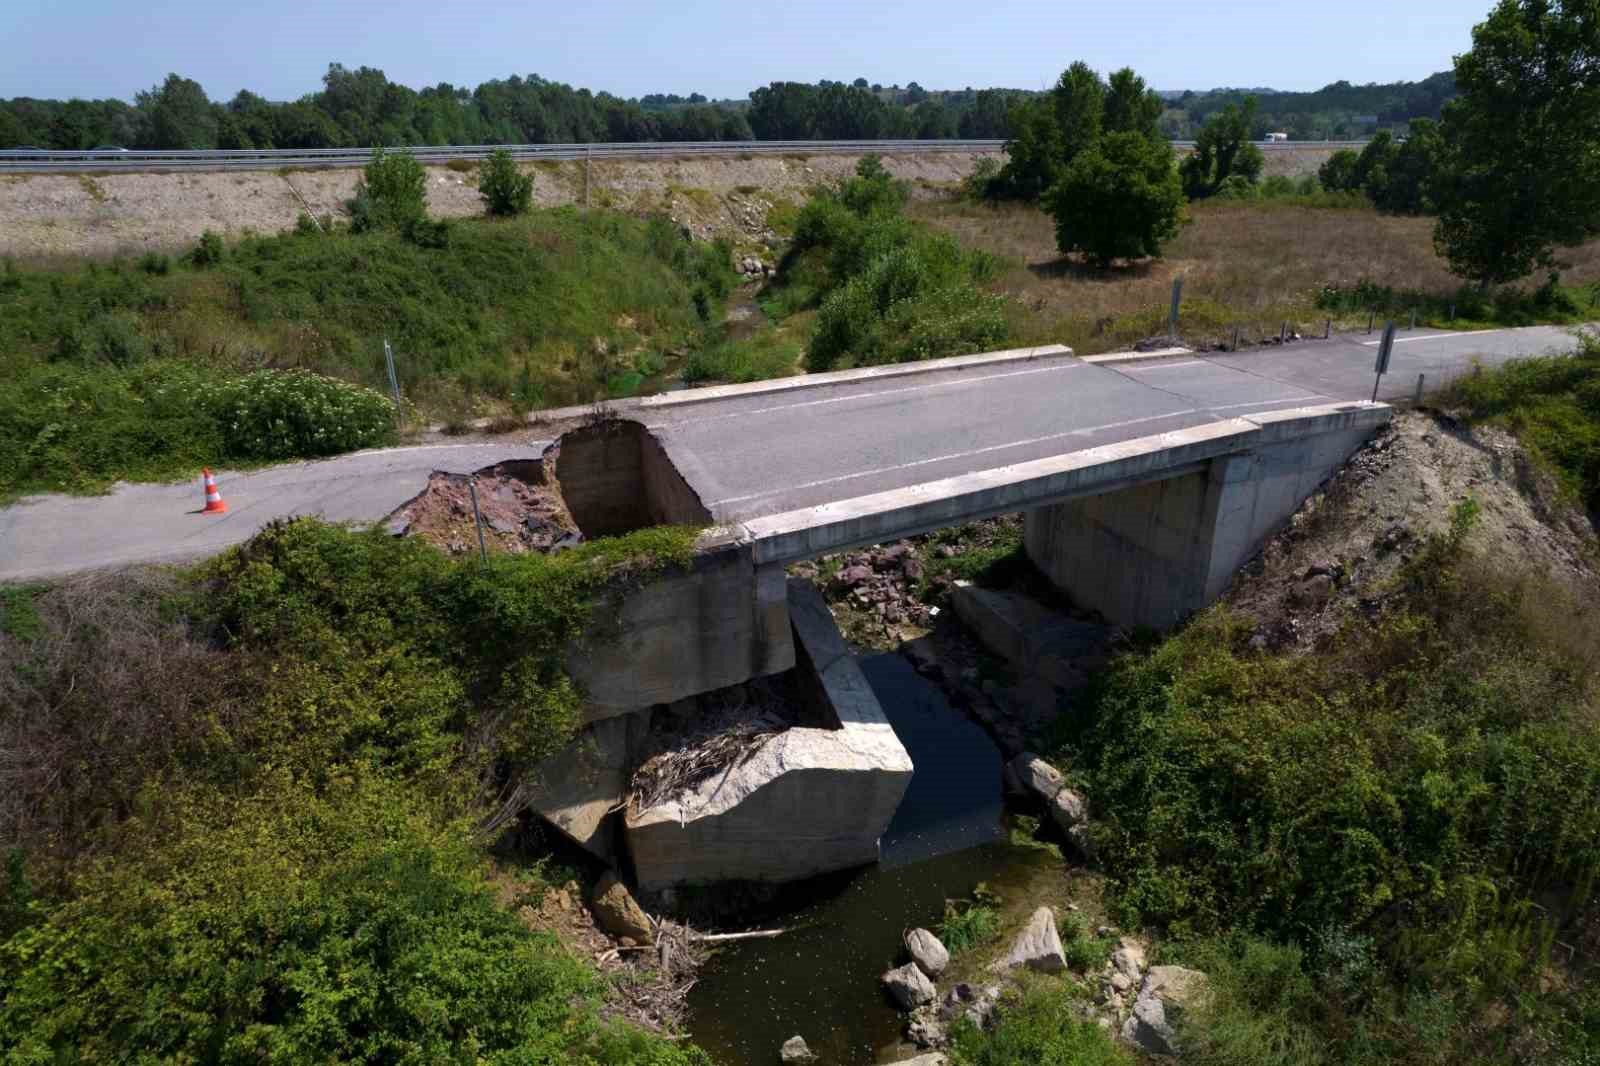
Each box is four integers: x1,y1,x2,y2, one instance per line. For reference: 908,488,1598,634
0,138,1363,174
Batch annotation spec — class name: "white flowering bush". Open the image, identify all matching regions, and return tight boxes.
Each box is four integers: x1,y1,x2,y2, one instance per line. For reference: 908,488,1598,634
211,370,397,459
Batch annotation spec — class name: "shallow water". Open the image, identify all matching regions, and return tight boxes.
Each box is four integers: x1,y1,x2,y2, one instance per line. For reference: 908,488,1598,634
685,652,1053,1065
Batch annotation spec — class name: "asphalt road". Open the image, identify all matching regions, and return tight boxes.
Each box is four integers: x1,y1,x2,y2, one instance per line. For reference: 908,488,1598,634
0,324,1585,581
651,324,1585,523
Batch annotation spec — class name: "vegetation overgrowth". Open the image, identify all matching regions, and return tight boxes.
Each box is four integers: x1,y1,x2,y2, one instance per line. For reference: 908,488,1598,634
0,206,734,497
0,517,707,1061
1040,444,1600,1061
771,156,1007,372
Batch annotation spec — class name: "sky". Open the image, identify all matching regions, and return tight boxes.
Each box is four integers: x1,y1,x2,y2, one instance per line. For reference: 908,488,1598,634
3,0,1484,103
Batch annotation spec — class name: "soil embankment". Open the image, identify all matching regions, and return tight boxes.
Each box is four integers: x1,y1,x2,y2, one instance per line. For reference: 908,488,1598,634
0,144,1337,260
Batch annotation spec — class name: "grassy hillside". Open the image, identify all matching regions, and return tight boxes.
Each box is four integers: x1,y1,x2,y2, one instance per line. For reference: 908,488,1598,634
0,208,733,498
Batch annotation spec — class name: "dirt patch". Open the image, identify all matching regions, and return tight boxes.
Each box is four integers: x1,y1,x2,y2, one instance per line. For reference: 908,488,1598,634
386,457,581,556
1227,409,1600,649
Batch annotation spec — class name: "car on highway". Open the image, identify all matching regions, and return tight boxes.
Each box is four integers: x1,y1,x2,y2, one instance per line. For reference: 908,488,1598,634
91,145,129,152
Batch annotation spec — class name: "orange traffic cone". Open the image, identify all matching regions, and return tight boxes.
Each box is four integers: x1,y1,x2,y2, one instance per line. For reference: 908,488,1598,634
201,468,227,514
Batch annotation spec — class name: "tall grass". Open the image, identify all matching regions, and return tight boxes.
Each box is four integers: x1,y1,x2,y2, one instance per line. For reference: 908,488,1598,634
912,196,1600,355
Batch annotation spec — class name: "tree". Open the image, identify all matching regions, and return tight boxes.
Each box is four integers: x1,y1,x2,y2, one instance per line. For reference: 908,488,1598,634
1433,0,1600,284
1045,131,1185,267
1051,62,1106,167
1103,68,1163,139
478,148,532,216
1318,148,1361,191
994,97,1065,199
137,74,216,149
1180,97,1264,198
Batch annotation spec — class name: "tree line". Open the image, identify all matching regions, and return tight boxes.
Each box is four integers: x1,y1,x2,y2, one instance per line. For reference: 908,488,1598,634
990,0,1598,290
0,63,1458,152
0,67,1031,151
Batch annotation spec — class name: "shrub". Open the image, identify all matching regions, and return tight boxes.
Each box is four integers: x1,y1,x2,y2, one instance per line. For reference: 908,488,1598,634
0,775,708,1065
136,250,170,275
211,368,397,459
0,362,397,499
963,157,1002,201
189,229,223,266
1058,498,1600,998
479,147,533,217
349,147,427,234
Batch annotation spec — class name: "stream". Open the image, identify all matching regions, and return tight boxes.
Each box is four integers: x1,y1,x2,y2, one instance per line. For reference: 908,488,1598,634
685,652,1058,1065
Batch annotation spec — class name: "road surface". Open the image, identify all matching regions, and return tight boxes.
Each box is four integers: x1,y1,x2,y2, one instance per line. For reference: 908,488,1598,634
0,323,1584,581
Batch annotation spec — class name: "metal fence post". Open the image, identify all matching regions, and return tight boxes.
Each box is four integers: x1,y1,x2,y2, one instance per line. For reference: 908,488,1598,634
584,143,592,209
1231,324,1241,351
1168,275,1183,341
1413,373,1426,405
1324,318,1331,339
1279,321,1288,344
1368,311,1375,334
1409,309,1417,330
468,477,489,564
383,338,402,419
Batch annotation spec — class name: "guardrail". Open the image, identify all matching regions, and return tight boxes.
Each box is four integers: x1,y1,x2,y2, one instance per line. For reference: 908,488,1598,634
0,139,1370,173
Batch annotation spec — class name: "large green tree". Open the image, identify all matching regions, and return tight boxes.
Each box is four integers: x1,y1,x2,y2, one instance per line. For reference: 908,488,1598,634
1046,130,1184,267
1433,0,1600,284
136,74,216,149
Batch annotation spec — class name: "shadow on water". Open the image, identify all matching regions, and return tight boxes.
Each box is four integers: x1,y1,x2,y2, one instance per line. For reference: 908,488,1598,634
685,653,1057,1065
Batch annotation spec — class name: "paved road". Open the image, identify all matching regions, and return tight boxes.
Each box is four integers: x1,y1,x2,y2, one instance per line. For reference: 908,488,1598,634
0,323,1584,581
651,324,1585,523
0,442,546,580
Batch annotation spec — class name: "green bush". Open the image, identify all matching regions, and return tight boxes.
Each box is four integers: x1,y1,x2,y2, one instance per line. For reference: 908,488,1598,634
949,978,1131,1066
189,229,224,266
793,162,1007,372
480,148,534,217
0,775,708,1065
0,362,397,498
1056,499,1600,1000
349,147,428,234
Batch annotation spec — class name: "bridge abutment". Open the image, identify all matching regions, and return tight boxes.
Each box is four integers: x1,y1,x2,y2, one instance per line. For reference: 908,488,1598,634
1024,408,1384,629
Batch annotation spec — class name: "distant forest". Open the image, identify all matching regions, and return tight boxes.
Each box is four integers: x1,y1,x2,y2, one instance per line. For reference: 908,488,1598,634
0,65,1456,150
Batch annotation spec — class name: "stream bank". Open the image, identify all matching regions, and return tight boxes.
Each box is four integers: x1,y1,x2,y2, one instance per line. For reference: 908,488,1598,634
685,652,1073,1065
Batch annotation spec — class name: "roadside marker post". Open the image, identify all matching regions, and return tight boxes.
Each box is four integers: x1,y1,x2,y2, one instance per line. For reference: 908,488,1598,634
1279,321,1288,344
1231,324,1241,350
1409,309,1417,330
1413,372,1426,405
1324,318,1331,339
1168,276,1183,341
1368,311,1375,334
383,338,402,416
1372,321,1397,402
468,477,489,564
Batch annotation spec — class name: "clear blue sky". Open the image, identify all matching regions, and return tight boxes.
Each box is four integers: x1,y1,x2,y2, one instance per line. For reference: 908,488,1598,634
3,0,1483,103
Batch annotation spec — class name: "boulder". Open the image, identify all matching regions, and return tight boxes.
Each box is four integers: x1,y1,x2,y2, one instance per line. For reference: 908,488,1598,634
1049,787,1090,832
992,906,1065,973
1121,965,1206,1056
1008,753,1064,804
905,927,950,978
905,1005,947,1049
590,871,653,944
939,982,1002,1029
1111,938,1146,983
883,961,937,1010
779,1035,816,1063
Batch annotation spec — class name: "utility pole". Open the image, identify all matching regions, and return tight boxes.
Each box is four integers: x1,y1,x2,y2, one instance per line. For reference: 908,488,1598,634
1372,321,1396,402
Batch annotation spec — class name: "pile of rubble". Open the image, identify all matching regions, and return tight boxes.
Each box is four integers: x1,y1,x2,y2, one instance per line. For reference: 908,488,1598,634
384,461,582,557
795,540,937,634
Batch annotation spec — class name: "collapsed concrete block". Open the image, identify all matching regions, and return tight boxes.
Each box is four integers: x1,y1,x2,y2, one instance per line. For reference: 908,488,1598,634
952,583,1108,679
523,711,651,861
624,579,913,889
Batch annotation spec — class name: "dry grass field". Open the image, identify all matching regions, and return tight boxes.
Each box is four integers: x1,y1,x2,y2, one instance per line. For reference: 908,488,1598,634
914,196,1600,353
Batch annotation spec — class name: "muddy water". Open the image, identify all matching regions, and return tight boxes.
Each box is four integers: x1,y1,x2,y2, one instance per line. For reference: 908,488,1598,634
685,653,1055,1065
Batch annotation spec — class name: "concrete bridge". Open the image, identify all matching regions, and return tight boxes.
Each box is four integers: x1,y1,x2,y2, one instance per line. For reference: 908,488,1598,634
2,326,1583,888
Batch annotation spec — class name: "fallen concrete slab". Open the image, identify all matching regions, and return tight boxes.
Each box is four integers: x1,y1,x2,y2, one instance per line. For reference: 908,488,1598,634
625,579,914,889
